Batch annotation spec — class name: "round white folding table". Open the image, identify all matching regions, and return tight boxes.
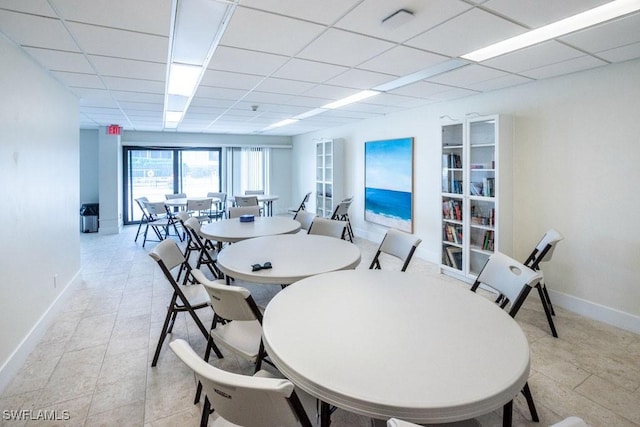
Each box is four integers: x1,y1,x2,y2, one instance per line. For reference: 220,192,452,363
230,194,279,216
262,270,531,426
200,216,301,244
216,234,361,285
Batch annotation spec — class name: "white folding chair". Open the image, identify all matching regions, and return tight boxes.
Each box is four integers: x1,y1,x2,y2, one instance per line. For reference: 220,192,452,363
523,228,564,337
140,200,182,247
289,191,312,215
187,198,213,223
183,217,222,279
387,419,421,427
307,217,347,239
331,197,354,241
207,192,227,221
228,205,261,219
369,228,422,271
293,210,316,233
470,251,543,425
148,239,222,367
170,339,313,427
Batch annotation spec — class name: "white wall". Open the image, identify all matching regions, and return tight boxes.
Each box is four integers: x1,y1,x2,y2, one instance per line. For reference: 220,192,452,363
292,59,640,333
79,129,99,204
0,35,81,390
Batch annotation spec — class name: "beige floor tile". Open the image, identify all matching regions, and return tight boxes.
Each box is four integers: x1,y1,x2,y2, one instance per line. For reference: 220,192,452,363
2,225,640,427
24,395,92,427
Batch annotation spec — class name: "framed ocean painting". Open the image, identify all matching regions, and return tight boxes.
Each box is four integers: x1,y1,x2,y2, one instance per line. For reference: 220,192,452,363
364,137,414,232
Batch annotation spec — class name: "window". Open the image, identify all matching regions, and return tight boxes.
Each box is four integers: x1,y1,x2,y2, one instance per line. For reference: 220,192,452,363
124,147,221,224
229,147,270,196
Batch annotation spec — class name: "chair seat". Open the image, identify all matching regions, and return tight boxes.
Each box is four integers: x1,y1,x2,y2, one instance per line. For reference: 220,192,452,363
181,283,212,308
210,320,263,362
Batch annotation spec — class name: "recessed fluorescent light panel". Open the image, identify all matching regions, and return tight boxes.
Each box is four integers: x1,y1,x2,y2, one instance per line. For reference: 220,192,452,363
322,90,380,110
263,118,299,131
373,59,469,92
293,108,328,120
462,0,640,62
163,0,238,129
167,63,202,96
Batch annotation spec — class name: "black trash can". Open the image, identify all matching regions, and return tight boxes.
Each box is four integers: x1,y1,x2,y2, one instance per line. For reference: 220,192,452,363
80,203,99,233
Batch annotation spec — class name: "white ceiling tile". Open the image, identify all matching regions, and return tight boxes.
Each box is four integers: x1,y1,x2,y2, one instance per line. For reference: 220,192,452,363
596,41,640,63
119,102,163,112
102,76,164,93
277,95,333,108
405,8,526,57
88,56,166,81
365,92,434,108
73,87,112,101
481,41,584,73
465,74,532,92
238,0,361,25
272,58,349,83
301,85,362,100
560,13,640,54
335,0,472,43
297,28,395,67
0,0,56,16
387,80,454,98
79,97,119,108
254,78,317,95
51,71,105,89
112,91,164,103
325,68,394,90
52,0,171,35
189,97,236,109
67,22,168,62
241,91,296,104
519,55,607,80
220,7,325,56
208,46,289,76
23,47,94,73
425,87,479,101
200,70,264,91
358,46,449,76
0,10,79,51
483,0,611,28
194,86,249,100
428,64,508,87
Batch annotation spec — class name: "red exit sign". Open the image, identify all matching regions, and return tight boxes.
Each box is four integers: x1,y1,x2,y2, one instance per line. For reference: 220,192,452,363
107,124,121,135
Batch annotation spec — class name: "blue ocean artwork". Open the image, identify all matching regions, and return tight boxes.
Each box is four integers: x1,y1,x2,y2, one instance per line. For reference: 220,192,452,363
364,137,413,231
365,187,412,221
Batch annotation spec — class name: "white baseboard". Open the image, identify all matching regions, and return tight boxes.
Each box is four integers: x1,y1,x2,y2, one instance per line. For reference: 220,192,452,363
0,271,82,394
548,289,640,335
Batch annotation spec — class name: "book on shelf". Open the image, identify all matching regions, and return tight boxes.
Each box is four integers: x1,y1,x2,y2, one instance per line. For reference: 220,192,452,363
482,230,495,251
444,246,463,270
442,200,463,221
470,182,483,196
482,177,495,197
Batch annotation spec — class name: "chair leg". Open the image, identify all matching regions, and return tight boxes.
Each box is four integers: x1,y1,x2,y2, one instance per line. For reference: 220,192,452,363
200,396,211,427
502,400,513,427
537,284,558,337
167,310,178,333
542,283,556,315
134,221,144,242
521,382,539,422
151,295,177,367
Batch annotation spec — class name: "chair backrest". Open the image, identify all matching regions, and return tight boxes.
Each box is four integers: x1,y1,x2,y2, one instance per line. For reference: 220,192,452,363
308,217,347,239
207,191,227,206
165,193,186,199
245,190,265,195
170,339,312,427
294,192,312,213
175,210,191,224
228,206,261,218
525,228,564,270
473,251,543,316
235,195,259,207
144,201,168,218
192,270,261,322
187,198,212,213
134,197,150,220
331,198,352,219
148,238,187,274
293,210,316,231
369,229,422,272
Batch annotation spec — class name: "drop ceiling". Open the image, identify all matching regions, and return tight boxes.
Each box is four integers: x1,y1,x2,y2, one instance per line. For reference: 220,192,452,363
1,0,639,136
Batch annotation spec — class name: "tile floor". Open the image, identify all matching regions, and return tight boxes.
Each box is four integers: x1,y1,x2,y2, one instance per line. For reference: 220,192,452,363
1,224,639,427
